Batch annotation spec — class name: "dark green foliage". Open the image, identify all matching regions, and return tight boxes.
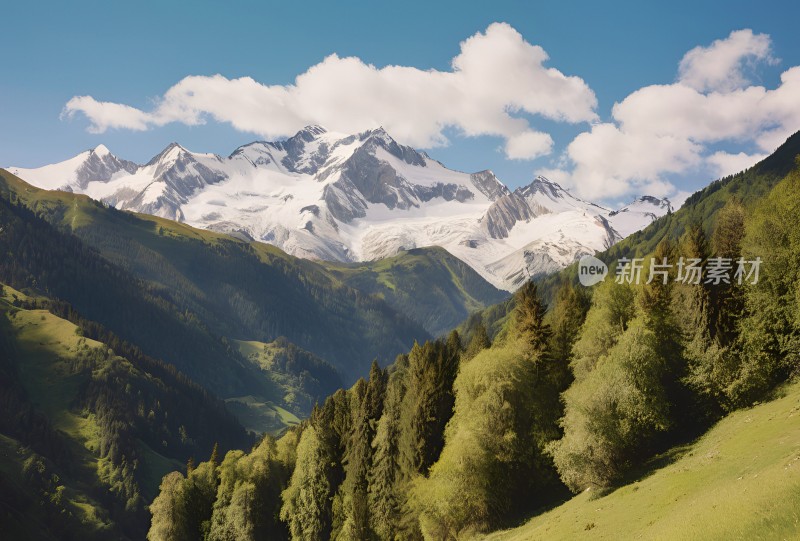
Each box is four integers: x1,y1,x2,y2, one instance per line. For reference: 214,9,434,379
413,284,566,537
708,200,746,346
397,337,460,477
367,362,407,540
280,426,332,541
733,163,800,404
0,294,251,539
547,280,590,377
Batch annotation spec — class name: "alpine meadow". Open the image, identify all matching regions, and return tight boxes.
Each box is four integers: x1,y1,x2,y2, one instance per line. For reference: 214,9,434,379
2,4,800,541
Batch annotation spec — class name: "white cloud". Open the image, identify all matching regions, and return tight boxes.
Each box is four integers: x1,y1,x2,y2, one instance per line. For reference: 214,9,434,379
504,131,553,160
61,96,153,133
548,30,800,202
62,26,800,203
678,29,776,92
62,23,597,160
706,151,767,177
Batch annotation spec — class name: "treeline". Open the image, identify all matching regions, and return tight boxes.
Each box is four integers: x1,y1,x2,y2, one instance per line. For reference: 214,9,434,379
147,279,585,540
148,161,800,539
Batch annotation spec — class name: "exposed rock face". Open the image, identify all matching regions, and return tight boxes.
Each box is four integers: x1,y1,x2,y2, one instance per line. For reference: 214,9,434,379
74,146,138,188
8,127,673,291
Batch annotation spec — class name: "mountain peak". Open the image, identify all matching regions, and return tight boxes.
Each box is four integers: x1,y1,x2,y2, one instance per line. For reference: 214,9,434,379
518,175,570,200
293,125,328,142
146,142,190,167
619,195,673,215
360,126,394,144
92,144,111,158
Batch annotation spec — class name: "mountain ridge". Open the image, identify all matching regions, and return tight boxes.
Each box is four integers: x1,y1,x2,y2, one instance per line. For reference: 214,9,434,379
8,126,672,290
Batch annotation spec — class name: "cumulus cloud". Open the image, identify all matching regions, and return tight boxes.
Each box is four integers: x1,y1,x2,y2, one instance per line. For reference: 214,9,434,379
706,151,768,177
62,96,153,133
678,29,776,92
62,23,597,160
545,30,800,201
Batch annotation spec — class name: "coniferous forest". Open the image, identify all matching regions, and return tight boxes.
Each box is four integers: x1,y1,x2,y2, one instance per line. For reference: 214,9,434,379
139,139,800,539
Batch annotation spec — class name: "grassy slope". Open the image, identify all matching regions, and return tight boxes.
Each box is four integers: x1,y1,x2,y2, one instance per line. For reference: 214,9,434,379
486,381,800,541
323,247,509,337
227,339,304,434
2,287,184,497
0,287,167,539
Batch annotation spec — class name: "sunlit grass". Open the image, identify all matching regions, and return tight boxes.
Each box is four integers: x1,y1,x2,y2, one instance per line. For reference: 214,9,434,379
487,382,800,540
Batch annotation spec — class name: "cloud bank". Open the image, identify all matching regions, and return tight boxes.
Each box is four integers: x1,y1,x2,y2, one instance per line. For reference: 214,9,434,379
63,26,800,201
63,23,597,161
546,29,800,200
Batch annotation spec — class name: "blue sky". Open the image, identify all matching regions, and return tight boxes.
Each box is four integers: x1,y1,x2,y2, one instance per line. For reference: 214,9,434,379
2,0,799,204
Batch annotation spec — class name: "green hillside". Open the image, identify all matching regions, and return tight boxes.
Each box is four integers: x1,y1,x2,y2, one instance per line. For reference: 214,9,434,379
0,284,251,540
0,168,430,383
323,246,508,337
486,380,800,541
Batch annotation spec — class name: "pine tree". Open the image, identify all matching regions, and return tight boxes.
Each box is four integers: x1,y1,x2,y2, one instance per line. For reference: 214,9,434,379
368,365,406,541
280,426,331,541
148,472,189,541
547,280,590,391
515,281,551,354
335,379,372,541
210,442,220,467
464,320,491,360
397,339,459,477
709,199,746,346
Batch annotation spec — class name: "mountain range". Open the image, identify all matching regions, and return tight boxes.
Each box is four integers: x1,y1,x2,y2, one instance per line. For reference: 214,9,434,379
8,126,672,290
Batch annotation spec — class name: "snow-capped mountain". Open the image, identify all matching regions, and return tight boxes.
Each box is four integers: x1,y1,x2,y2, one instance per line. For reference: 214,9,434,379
6,126,672,291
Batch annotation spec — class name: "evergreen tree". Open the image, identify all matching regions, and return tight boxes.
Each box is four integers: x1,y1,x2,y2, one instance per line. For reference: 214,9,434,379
547,280,590,370
148,472,190,541
709,199,746,346
397,339,459,477
735,165,800,404
368,363,407,541
280,426,331,541
210,442,221,467
464,319,491,360
515,281,551,353
413,283,565,536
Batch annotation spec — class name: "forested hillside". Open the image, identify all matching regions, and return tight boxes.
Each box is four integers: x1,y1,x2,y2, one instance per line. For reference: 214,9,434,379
144,135,800,540
0,285,252,540
322,246,508,337
0,168,431,384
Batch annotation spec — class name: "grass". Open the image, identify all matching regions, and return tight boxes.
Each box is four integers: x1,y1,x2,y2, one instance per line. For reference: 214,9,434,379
485,381,800,541
225,395,301,435
0,287,136,535
230,338,305,434
137,439,185,499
